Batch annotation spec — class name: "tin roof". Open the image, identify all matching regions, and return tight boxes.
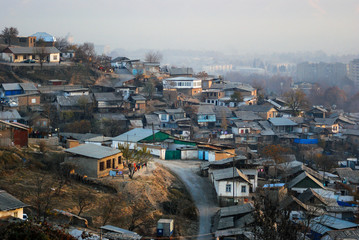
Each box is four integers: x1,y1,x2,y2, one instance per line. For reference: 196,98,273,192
65,144,120,159
112,128,159,142
0,190,28,211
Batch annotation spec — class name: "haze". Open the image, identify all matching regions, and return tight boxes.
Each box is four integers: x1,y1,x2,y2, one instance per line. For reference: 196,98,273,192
1,0,358,55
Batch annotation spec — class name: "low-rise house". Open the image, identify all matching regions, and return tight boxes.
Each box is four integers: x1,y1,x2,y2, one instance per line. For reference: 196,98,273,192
197,104,216,127
213,106,233,128
0,83,40,108
84,136,113,147
234,111,263,122
237,105,277,120
269,117,298,133
232,121,261,144
0,190,28,220
93,92,124,112
130,95,146,111
197,144,236,161
313,118,339,134
30,32,56,46
342,129,359,147
2,46,60,63
307,106,328,118
309,215,358,239
203,89,226,106
209,167,251,206
0,109,21,122
0,120,29,147
144,114,161,130
56,95,93,112
64,144,123,178
163,77,202,96
321,228,359,240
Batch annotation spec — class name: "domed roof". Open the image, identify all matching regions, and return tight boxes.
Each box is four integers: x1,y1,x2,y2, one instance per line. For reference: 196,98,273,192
30,32,56,42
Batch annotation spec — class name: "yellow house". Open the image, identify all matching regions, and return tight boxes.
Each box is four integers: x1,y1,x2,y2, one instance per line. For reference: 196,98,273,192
0,190,28,220
65,144,124,178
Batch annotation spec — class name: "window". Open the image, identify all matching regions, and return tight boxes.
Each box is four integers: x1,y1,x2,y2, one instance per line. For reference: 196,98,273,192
161,114,167,120
15,55,18,59
118,156,122,164
42,121,47,127
13,212,18,218
53,55,58,60
31,98,36,103
24,55,27,59
241,185,246,193
99,162,105,171
106,160,111,169
226,184,231,192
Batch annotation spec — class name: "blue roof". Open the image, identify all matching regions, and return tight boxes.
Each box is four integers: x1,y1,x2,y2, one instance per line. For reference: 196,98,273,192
30,32,56,42
112,128,159,142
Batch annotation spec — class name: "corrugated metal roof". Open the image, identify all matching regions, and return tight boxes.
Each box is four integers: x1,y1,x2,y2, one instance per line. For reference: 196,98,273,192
19,83,38,91
65,144,120,159
211,167,250,183
30,32,56,42
197,104,215,115
112,128,159,142
7,47,60,54
313,215,358,230
145,114,160,125
269,117,298,126
237,105,275,113
287,171,325,189
217,216,234,230
220,203,254,218
0,109,21,120
234,111,263,121
56,95,92,106
1,83,22,91
0,190,28,211
94,92,122,102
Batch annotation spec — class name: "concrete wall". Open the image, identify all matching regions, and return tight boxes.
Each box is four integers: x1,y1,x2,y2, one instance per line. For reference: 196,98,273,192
181,149,198,160
241,169,258,192
29,137,59,146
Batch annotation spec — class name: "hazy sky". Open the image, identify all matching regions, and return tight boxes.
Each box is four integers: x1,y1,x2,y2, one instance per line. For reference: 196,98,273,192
1,0,358,54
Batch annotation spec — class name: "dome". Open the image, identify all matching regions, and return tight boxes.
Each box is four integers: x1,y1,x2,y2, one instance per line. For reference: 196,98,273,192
30,32,56,42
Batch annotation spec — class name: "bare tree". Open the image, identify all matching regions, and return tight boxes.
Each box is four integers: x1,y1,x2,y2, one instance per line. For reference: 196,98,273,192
34,41,49,70
99,196,118,226
1,27,19,46
72,188,95,216
144,50,162,63
283,89,308,117
31,175,56,221
75,42,95,64
54,36,70,52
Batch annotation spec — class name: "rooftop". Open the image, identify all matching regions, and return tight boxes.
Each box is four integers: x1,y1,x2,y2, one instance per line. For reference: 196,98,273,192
269,117,298,126
6,46,60,54
0,190,28,211
65,144,120,159
211,167,250,182
112,128,159,142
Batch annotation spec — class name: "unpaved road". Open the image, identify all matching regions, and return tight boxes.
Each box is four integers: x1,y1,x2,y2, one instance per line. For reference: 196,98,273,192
156,160,219,240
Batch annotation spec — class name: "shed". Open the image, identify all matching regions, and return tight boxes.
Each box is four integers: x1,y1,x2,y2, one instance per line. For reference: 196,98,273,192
157,219,174,237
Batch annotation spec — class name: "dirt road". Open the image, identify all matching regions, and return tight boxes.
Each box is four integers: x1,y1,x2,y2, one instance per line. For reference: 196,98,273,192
156,160,219,240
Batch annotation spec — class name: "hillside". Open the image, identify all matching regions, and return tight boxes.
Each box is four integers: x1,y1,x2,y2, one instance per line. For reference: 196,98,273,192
0,63,104,86
0,146,198,238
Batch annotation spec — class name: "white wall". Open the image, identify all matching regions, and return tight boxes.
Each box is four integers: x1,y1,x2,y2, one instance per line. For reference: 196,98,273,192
181,149,198,160
215,180,250,198
49,53,60,62
84,141,101,146
208,151,216,162
241,169,258,192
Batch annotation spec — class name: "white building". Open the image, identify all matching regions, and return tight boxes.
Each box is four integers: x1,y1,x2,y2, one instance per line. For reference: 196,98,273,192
163,77,202,95
209,167,251,206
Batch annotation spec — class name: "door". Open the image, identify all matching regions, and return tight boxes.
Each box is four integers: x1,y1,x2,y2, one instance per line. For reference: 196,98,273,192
198,150,203,160
204,151,209,161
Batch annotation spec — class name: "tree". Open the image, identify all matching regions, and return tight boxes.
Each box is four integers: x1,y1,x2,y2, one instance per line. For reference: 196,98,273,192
283,89,308,117
117,144,153,179
323,86,347,109
54,36,70,52
143,80,155,99
72,188,95,216
261,144,290,180
99,196,118,226
220,109,228,130
31,175,56,221
144,50,162,63
230,90,243,102
34,40,49,70
75,42,95,64
1,27,19,46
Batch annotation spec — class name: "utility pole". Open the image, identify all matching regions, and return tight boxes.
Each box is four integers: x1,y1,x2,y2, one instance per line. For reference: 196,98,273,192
232,156,235,205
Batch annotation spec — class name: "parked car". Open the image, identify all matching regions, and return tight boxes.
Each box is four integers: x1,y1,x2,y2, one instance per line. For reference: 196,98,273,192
22,214,28,221
22,59,36,63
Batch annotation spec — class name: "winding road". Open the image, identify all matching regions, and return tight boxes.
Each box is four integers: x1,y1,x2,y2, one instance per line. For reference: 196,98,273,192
156,160,219,240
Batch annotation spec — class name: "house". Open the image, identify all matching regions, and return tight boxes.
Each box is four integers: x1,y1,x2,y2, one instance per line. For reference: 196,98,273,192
197,144,236,161
269,117,298,133
30,32,56,46
130,95,146,111
234,111,263,122
154,108,190,130
26,112,51,135
0,109,21,122
232,121,261,144
237,105,277,120
0,35,36,47
144,114,161,130
307,106,328,118
213,106,233,128
0,120,29,147
111,128,171,159
0,83,40,108
59,132,102,148
2,46,60,63
0,190,28,220
203,89,225,106
309,215,358,239
64,144,123,178
56,95,93,112
169,67,194,77
111,57,130,68
342,129,359,147
197,104,216,127
321,228,359,240
209,167,251,206
93,92,124,112
163,77,202,96
313,118,339,134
